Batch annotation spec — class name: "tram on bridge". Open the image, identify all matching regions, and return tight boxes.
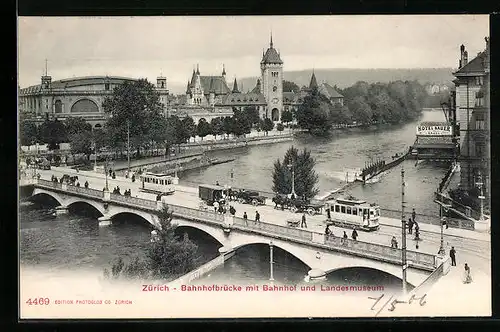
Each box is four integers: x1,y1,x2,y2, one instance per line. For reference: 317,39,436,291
139,172,176,195
325,196,380,231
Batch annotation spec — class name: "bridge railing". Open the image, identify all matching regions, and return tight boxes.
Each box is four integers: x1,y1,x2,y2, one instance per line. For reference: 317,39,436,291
37,179,63,189
167,204,225,224
65,184,104,199
380,207,474,231
323,235,436,269
110,193,157,209
232,216,313,242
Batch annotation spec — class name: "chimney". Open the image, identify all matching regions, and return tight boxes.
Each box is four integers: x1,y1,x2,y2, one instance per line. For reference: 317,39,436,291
459,44,466,68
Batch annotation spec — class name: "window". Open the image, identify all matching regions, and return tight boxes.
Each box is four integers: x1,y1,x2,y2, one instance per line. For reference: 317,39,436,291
475,76,483,86
475,113,485,130
105,83,110,90
346,207,351,214
160,180,164,185
335,205,340,212
352,208,358,216
341,206,346,213
475,143,485,157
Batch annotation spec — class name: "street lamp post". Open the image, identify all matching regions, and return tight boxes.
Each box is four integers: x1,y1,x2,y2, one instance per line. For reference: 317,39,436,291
476,172,485,221
437,203,450,256
287,163,296,197
269,240,274,282
92,126,97,171
127,120,131,174
401,167,407,296
104,156,109,191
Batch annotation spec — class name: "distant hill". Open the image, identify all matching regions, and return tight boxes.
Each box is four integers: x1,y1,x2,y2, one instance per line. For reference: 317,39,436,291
168,68,455,95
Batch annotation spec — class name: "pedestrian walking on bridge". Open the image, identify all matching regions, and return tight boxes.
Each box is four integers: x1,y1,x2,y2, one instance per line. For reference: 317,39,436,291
351,228,358,241
450,246,457,266
301,213,307,228
342,231,348,245
255,211,260,223
408,217,414,234
412,208,416,223
243,212,248,226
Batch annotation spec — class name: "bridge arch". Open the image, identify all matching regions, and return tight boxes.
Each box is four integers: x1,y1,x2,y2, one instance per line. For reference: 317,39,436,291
106,211,155,227
31,189,64,206
65,198,105,216
324,266,403,283
233,242,311,269
175,225,224,246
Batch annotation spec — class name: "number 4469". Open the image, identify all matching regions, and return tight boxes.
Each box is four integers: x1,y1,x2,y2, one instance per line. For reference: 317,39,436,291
26,298,50,305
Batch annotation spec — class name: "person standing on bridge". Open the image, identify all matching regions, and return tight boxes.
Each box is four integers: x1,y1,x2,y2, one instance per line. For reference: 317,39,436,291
342,231,348,245
351,228,358,241
412,208,416,223
463,263,472,284
408,217,414,234
255,211,260,223
243,212,248,226
213,200,219,213
326,208,331,220
391,236,398,249
84,181,89,188
450,246,457,266
301,213,307,228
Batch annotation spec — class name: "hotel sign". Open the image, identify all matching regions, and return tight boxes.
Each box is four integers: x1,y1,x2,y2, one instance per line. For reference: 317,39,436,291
416,124,452,136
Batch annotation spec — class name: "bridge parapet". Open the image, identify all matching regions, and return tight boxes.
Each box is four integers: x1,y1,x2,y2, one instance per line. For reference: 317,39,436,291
66,183,104,199
110,193,157,209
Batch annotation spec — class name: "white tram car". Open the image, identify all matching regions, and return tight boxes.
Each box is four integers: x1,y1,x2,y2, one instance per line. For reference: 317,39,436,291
139,172,176,195
326,196,380,231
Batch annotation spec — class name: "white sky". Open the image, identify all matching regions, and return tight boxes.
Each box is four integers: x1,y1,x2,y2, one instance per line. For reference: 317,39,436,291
18,15,489,88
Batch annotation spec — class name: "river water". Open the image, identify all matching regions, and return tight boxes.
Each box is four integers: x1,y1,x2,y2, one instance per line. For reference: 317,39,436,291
20,110,445,292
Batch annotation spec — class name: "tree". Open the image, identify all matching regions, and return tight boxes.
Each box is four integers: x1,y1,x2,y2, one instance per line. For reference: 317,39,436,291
283,80,300,93
260,118,274,136
210,117,224,140
102,79,163,157
196,119,212,141
39,119,67,150
222,116,234,138
272,146,319,201
65,117,91,136
104,206,199,281
232,109,252,137
20,121,39,146
243,106,261,127
180,116,196,143
277,123,285,133
281,110,293,125
296,88,332,134
69,131,93,161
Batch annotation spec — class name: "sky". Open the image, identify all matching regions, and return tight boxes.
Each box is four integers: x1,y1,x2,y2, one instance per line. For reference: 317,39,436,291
18,15,489,91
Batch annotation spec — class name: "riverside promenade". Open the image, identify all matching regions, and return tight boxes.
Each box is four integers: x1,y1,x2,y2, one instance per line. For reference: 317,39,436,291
26,166,490,275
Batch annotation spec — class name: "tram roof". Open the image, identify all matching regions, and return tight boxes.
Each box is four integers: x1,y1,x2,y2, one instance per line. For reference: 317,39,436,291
142,172,173,178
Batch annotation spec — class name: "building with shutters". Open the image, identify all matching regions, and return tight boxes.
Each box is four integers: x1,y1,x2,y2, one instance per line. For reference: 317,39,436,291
452,37,490,197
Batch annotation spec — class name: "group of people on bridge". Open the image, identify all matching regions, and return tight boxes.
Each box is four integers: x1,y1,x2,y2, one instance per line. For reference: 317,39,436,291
324,224,358,245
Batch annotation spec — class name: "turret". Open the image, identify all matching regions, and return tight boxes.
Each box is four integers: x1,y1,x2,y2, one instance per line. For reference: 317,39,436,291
222,64,226,79
232,78,240,93
459,44,468,68
157,76,167,89
41,59,52,90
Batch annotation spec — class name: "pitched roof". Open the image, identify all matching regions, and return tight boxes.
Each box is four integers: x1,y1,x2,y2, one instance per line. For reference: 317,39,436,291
20,76,138,94
251,79,261,93
454,51,488,76
222,92,266,105
199,76,231,95
283,92,300,103
320,83,344,98
232,78,240,93
261,38,283,65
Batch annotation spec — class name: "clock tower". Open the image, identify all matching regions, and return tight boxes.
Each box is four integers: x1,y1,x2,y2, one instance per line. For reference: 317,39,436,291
260,33,283,122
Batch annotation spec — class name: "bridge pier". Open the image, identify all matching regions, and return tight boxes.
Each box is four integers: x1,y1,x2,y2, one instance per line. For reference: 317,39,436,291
103,190,111,202
305,269,327,282
54,205,68,215
98,215,112,227
218,246,235,260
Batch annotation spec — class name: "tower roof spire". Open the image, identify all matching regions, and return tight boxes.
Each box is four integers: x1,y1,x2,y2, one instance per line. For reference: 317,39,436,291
232,77,239,93
270,31,273,48
45,59,48,76
196,64,200,75
222,64,226,76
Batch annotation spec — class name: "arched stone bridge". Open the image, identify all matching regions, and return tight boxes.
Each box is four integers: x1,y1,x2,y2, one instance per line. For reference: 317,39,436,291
31,180,439,286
